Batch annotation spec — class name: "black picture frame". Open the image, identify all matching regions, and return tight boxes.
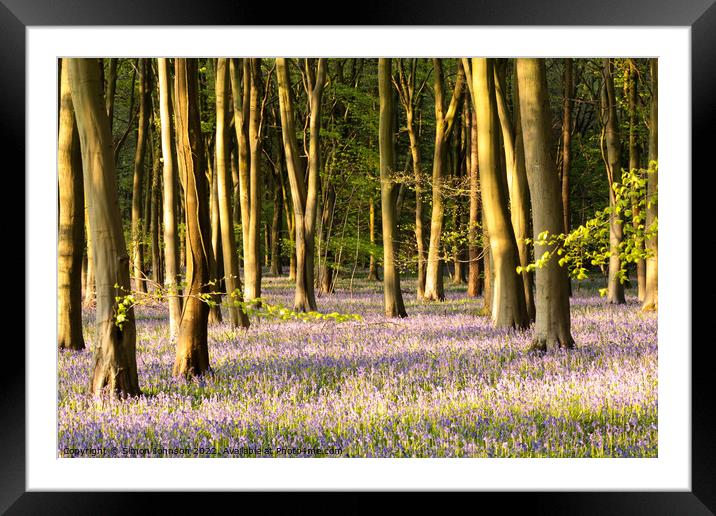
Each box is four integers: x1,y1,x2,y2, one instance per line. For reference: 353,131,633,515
4,0,711,513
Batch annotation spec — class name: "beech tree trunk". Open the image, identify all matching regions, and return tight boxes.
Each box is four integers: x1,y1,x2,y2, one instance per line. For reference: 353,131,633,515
276,58,325,311
561,58,574,297
467,106,483,298
424,59,464,301
378,58,408,317
69,58,140,396
494,60,535,321
602,59,626,304
642,58,658,312
157,58,183,341
131,59,151,293
173,58,211,378
628,60,646,302
245,58,263,301
471,58,528,328
367,196,380,281
58,58,85,351
517,58,574,351
215,58,250,328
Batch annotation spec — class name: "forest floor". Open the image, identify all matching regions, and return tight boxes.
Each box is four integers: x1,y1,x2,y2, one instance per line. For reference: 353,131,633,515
58,275,657,458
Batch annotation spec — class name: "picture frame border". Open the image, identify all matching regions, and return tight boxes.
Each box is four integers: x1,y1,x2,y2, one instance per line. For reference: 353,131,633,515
4,0,711,512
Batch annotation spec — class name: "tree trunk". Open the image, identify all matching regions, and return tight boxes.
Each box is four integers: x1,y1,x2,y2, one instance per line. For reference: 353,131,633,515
275,58,325,311
150,134,163,288
245,58,263,301
561,58,574,297
157,58,183,341
517,58,574,351
467,106,483,298
494,60,535,321
105,58,117,131
207,141,223,324
173,58,212,378
69,58,140,396
471,58,528,328
642,58,658,312
318,184,336,294
82,203,95,306
628,60,646,302
270,170,283,276
367,196,380,281
131,58,150,294
424,59,464,301
215,58,250,329
378,58,408,317
602,58,626,304
58,58,86,351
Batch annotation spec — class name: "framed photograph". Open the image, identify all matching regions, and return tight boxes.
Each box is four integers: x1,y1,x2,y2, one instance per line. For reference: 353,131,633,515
7,0,712,512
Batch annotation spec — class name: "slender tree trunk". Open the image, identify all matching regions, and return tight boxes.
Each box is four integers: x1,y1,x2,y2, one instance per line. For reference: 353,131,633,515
517,58,574,351
69,58,140,396
215,58,250,329
131,59,150,293
270,171,283,276
367,196,379,281
208,143,223,324
105,58,117,131
378,58,408,317
471,58,528,328
319,184,336,294
157,58,183,341
245,58,263,301
424,59,464,301
150,135,162,287
467,106,483,298
602,58,626,304
495,60,535,320
58,58,85,351
628,60,646,301
83,203,95,306
642,58,658,312
561,58,574,297
173,58,211,378
275,58,325,311
482,212,493,315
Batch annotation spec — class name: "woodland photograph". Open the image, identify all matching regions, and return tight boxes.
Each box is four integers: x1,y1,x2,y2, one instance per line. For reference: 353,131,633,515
57,56,658,458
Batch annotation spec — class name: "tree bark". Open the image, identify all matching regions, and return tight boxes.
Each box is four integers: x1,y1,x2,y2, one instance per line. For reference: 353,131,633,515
149,131,163,288
378,58,408,317
207,138,223,324
495,60,535,321
131,59,150,293
69,58,140,396
58,58,86,351
275,58,325,311
628,60,646,302
561,58,574,297
642,58,658,312
517,58,574,351
424,59,464,301
216,58,250,328
467,106,483,298
245,58,264,301
157,58,183,341
602,58,626,304
367,196,380,281
173,58,211,378
105,58,117,131
471,58,528,328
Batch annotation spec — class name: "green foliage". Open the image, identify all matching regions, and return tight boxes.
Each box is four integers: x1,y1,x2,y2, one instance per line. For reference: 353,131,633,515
517,163,658,288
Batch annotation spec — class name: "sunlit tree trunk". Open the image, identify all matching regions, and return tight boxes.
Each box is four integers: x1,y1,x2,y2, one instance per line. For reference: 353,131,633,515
131,59,151,293
628,60,646,301
467,106,483,298
216,58,250,328
276,58,325,311
560,58,574,297
105,58,117,130
157,58,183,341
207,138,223,324
601,58,626,304
69,58,140,396
424,59,464,301
149,132,163,288
378,58,408,317
642,58,658,312
173,58,211,378
517,58,574,351
494,60,535,321
82,203,95,306
318,184,336,294
244,58,264,301
472,58,528,328
58,58,85,351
